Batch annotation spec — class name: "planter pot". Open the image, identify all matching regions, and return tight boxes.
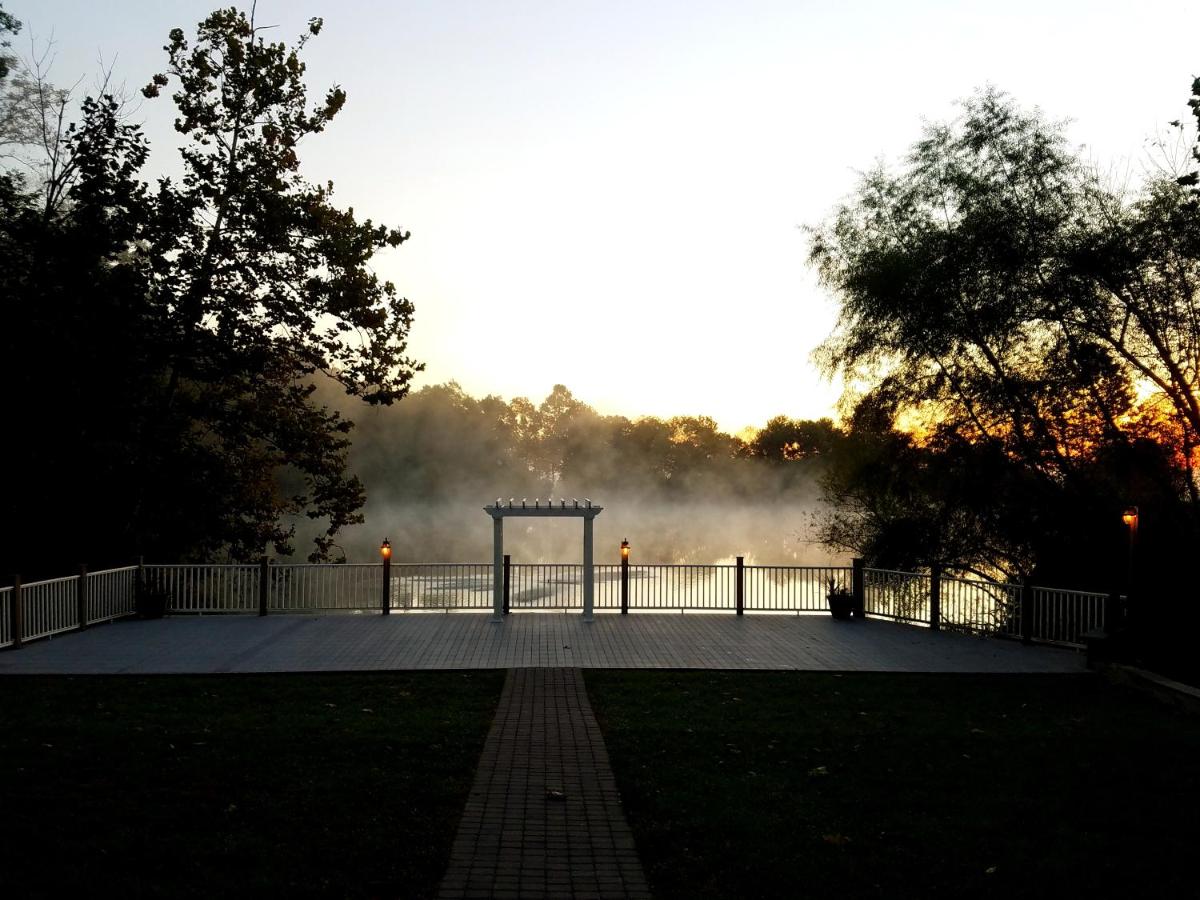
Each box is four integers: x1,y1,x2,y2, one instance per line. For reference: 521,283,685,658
136,585,168,619
828,593,854,620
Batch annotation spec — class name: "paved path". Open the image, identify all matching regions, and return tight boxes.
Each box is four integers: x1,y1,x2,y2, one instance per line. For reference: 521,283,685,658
438,668,650,900
0,613,1085,674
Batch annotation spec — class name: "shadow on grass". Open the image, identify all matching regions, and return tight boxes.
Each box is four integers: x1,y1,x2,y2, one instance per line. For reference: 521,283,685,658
586,671,1200,900
0,671,504,899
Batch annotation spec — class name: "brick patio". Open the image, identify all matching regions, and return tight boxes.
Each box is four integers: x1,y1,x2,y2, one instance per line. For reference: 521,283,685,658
0,612,1085,674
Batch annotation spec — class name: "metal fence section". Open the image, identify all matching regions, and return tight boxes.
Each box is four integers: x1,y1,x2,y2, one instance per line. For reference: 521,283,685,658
864,568,933,623
1031,586,1107,646
144,564,261,613
86,566,139,624
506,563,586,610
940,576,1022,638
625,564,737,611
595,564,622,609
271,564,381,611
864,569,1108,647
744,565,851,613
500,563,757,612
393,564,492,611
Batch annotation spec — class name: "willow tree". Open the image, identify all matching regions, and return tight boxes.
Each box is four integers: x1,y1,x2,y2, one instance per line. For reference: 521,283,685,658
808,87,1199,583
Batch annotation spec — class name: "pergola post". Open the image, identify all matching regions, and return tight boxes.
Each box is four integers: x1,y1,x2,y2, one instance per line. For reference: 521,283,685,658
583,515,594,621
492,515,504,622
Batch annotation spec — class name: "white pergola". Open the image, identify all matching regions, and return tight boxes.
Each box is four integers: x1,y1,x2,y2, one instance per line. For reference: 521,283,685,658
484,499,603,621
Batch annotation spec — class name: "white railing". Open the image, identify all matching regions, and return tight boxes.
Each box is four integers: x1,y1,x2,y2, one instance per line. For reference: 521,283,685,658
21,575,81,642
865,568,933,623
272,564,381,611
144,564,261,613
940,576,1022,638
1031,586,1107,645
0,585,11,648
133,563,855,615
87,566,139,624
0,560,1115,651
393,563,492,611
0,566,139,649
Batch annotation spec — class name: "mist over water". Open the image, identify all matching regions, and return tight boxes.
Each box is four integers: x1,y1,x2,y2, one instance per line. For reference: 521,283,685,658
292,380,846,567
343,496,846,566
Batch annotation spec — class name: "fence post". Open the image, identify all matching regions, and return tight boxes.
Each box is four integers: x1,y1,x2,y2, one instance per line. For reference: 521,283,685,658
1105,590,1124,634
381,553,392,615
929,563,941,632
735,556,744,616
77,563,89,630
11,575,22,649
620,551,629,615
1021,576,1034,644
502,554,511,615
851,558,865,618
258,557,269,617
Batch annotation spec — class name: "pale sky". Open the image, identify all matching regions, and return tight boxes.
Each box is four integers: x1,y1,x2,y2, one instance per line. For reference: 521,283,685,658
7,0,1197,431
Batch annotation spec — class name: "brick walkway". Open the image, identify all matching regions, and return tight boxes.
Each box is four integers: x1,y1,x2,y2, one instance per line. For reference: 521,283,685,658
438,668,651,900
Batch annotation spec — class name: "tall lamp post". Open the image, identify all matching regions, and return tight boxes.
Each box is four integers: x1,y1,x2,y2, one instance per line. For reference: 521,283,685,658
380,538,392,615
1122,507,1138,629
1122,507,1138,583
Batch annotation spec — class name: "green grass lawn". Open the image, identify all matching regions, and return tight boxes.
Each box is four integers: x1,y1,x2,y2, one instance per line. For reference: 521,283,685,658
0,672,504,899
586,670,1200,900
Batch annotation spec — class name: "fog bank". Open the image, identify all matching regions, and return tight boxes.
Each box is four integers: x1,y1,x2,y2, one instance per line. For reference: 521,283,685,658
289,380,846,566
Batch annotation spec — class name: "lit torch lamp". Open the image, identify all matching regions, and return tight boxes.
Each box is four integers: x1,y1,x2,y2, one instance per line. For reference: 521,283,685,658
380,538,392,615
1122,507,1138,620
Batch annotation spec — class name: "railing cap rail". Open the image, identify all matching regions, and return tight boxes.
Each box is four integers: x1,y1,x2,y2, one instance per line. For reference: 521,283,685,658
14,574,77,588
865,567,932,578
941,575,1020,588
144,563,262,569
1031,585,1120,600
269,563,381,569
87,565,140,577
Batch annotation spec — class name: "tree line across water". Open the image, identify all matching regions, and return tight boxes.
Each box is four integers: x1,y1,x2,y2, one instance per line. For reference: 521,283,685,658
313,379,842,565
2,4,1199,674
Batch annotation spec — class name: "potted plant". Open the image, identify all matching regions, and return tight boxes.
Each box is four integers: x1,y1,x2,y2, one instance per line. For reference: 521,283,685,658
135,574,169,619
826,578,854,620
